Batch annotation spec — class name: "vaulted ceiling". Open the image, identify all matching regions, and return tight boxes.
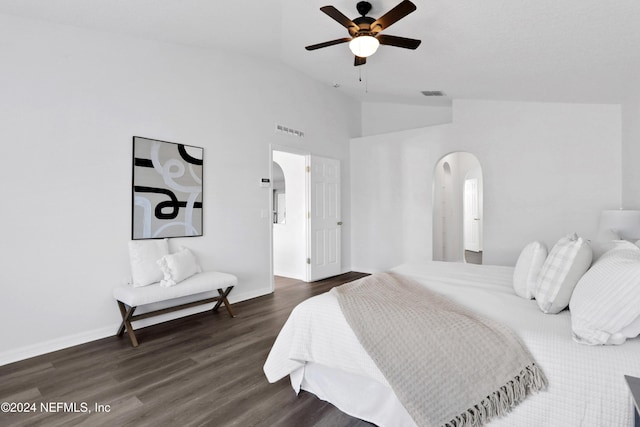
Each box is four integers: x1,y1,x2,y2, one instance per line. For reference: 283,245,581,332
2,0,640,106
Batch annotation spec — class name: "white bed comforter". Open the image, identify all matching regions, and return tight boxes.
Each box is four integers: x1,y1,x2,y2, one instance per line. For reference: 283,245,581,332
264,262,640,427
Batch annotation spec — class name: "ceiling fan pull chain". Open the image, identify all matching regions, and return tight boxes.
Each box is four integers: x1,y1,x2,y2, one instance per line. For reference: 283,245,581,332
365,67,369,93
357,66,368,94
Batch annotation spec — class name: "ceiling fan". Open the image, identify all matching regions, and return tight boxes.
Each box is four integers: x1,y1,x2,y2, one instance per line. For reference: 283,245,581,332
305,0,421,66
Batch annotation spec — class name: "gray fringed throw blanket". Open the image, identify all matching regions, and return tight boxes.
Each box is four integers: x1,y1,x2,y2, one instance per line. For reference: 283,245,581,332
331,272,547,427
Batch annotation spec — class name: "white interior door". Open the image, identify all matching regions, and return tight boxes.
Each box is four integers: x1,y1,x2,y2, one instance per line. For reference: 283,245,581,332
464,178,481,252
307,156,341,281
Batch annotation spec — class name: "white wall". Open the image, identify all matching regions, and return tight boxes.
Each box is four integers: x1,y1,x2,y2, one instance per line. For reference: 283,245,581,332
622,100,640,209
273,151,306,280
361,102,452,136
351,124,454,272
0,14,360,365
351,99,621,272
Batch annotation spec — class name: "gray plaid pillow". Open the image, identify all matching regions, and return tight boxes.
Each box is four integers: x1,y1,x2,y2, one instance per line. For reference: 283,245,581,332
536,233,592,314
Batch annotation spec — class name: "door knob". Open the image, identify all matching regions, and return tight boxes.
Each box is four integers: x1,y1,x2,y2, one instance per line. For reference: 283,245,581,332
337,221,343,225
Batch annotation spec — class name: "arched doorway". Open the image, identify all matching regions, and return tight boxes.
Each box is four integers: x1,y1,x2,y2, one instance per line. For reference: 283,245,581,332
432,152,483,264
272,161,286,225
272,150,306,280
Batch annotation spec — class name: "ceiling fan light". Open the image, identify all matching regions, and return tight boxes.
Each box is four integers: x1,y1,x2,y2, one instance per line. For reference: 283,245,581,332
349,35,379,58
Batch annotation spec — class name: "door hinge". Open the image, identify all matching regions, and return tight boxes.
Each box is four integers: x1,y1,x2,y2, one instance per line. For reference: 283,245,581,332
307,212,311,219
306,258,311,264
306,166,310,173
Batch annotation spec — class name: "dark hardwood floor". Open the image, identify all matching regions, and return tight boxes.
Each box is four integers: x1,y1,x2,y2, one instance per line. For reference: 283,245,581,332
0,272,372,427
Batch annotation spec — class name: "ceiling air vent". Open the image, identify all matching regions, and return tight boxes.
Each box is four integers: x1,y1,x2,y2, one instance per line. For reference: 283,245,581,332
421,91,445,97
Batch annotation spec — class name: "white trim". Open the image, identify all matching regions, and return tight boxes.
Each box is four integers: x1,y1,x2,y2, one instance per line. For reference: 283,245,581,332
305,154,312,282
270,144,313,284
270,143,312,157
0,325,116,367
268,147,275,292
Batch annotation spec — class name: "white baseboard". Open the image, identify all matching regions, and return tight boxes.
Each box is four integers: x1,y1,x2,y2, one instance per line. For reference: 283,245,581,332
0,286,273,367
0,325,117,367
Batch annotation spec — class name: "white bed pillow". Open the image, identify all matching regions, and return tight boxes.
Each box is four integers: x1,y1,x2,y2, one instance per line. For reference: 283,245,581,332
570,241,640,345
616,314,640,342
128,239,170,287
157,246,202,287
535,233,592,314
513,241,547,299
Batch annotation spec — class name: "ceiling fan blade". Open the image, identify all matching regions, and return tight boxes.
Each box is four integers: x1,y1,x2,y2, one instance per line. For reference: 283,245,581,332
305,37,352,51
377,34,421,49
320,6,359,31
371,0,417,32
354,56,366,66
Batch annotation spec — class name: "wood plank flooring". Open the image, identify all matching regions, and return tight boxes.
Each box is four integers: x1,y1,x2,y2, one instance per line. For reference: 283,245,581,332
0,272,372,427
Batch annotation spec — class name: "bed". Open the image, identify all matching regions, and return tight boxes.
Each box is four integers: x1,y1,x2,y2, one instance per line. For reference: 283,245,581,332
263,261,640,427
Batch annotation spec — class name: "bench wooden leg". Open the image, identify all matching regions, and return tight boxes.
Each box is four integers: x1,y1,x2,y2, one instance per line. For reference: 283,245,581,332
116,301,139,347
212,286,236,318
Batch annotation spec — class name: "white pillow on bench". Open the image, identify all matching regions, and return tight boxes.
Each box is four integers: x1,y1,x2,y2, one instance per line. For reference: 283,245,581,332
157,246,202,287
128,239,169,287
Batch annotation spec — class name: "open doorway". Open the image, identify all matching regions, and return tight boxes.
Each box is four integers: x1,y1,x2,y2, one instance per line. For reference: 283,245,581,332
272,150,307,282
269,147,343,290
432,152,483,264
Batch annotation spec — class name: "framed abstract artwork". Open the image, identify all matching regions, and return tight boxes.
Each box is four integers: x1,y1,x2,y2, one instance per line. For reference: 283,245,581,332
132,136,203,239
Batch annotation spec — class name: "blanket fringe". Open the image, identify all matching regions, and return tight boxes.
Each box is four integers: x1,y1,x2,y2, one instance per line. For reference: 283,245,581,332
443,363,547,427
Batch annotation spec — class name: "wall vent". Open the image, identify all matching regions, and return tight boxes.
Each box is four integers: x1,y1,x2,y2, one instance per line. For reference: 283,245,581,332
275,124,305,138
421,90,446,97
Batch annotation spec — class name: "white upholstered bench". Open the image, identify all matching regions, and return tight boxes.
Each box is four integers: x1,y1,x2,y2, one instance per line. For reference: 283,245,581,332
113,271,237,347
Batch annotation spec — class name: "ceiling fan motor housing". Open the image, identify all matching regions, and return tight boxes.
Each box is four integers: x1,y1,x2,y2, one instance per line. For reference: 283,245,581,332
351,16,376,37
351,1,378,36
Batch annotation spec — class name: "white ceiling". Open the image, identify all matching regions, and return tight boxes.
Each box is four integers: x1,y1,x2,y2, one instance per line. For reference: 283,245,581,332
2,0,640,105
